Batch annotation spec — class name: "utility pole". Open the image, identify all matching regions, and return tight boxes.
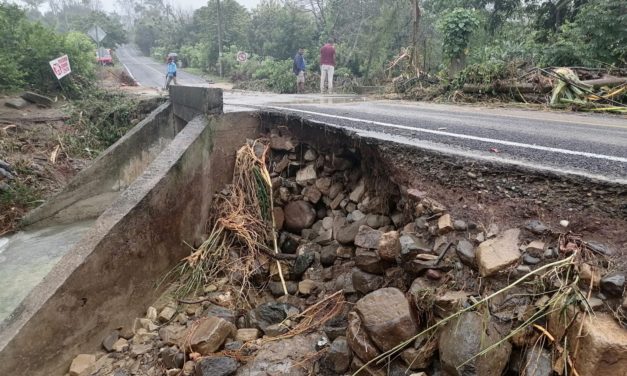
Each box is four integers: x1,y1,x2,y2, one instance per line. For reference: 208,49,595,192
217,0,223,78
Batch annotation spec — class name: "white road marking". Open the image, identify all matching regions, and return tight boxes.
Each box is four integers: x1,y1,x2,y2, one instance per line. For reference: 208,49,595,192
268,106,627,163
121,63,140,86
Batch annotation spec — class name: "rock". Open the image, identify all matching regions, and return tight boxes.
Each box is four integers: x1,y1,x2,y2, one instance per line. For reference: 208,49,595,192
5,98,29,109
315,177,332,194
486,223,499,238
350,210,366,222
112,338,129,352
159,306,177,323
195,356,238,376
419,197,446,214
322,337,351,374
578,263,601,288
69,354,96,376
523,347,552,376
456,239,476,266
560,220,570,227
355,248,386,274
525,220,549,234
354,288,418,352
159,325,185,345
131,343,152,357
134,317,159,333
349,179,366,202
600,273,625,297
330,192,345,210
283,201,316,232
438,214,454,234
273,207,285,230
146,306,158,322
335,218,366,245
102,330,120,352
236,328,260,342
346,311,380,362
434,291,469,318
162,347,185,369
399,235,431,260
303,149,317,161
270,133,296,151
544,248,556,259
303,186,321,203
586,241,614,256
426,269,442,280
377,231,401,261
298,279,319,295
328,182,344,199
439,312,511,376
354,226,382,249
21,91,53,107
453,220,467,231
320,244,337,266
569,313,627,376
204,303,237,325
476,228,521,277
526,240,545,253
523,254,541,265
249,302,297,334
293,252,315,277
183,316,237,355
336,245,354,259
352,268,385,294
296,164,317,185
235,332,323,376
268,281,298,296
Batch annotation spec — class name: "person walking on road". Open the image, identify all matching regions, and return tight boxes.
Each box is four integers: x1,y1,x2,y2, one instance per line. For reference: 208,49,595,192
165,57,178,88
320,38,336,94
293,48,307,94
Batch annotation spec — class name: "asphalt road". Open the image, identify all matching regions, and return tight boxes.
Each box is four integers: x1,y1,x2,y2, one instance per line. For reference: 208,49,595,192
117,46,627,183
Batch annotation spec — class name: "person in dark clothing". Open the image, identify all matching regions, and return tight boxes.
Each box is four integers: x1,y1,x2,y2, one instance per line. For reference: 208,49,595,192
320,38,336,94
293,48,306,93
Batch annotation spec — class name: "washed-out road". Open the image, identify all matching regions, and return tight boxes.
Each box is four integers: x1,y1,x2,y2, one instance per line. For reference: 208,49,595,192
117,45,627,184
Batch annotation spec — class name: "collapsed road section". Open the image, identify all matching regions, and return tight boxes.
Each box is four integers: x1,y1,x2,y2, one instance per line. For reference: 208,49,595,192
0,86,625,376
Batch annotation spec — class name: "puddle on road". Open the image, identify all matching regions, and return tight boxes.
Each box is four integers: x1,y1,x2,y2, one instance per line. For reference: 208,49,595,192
0,220,95,323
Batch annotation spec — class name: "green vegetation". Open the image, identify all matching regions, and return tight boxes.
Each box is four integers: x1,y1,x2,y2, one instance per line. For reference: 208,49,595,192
0,4,96,95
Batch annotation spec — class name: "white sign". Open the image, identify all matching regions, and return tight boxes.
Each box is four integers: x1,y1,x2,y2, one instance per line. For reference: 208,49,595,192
87,26,107,43
49,55,71,80
236,51,248,63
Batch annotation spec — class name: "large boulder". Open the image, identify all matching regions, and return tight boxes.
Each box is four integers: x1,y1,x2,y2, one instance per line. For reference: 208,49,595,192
346,311,380,362
194,356,239,376
283,201,316,232
476,228,521,277
354,288,418,352
354,226,382,249
439,312,511,376
182,316,237,355
569,313,627,376
235,332,324,376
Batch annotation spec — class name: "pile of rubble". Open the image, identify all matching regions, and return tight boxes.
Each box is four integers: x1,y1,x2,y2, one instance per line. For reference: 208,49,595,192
67,127,626,376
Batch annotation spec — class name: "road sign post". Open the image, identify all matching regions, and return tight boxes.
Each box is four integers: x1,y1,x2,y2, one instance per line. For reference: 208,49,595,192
87,26,107,61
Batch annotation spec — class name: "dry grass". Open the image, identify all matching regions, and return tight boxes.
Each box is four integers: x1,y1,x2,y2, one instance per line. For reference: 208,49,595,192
162,139,285,305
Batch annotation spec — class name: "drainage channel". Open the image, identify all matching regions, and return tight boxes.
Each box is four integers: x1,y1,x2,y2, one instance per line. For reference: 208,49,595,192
1,88,626,376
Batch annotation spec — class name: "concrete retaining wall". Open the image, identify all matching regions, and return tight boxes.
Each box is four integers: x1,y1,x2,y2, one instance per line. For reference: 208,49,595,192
0,111,259,376
22,102,178,227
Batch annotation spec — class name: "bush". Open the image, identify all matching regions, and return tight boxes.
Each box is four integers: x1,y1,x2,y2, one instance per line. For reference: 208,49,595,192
252,58,295,93
0,4,95,95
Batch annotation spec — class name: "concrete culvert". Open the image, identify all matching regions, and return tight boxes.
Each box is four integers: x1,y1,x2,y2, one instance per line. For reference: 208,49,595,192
1,86,626,376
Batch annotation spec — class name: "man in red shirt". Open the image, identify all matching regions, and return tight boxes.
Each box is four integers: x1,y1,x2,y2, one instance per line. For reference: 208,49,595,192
320,38,336,94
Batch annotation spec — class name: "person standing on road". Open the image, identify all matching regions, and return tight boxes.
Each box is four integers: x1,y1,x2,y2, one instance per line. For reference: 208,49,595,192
293,48,307,93
165,57,178,88
320,38,336,94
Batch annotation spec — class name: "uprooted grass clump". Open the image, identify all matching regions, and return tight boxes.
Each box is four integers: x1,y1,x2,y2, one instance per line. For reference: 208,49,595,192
163,139,287,305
